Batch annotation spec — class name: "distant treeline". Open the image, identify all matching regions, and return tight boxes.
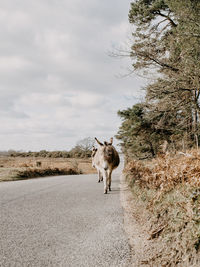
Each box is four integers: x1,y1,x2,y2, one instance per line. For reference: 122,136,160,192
0,148,91,158
0,137,95,159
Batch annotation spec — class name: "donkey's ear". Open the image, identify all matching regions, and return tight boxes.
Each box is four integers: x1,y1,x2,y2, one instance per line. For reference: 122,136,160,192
107,137,113,145
95,137,103,146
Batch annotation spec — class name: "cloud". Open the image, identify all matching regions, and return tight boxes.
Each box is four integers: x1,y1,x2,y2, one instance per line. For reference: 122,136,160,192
0,0,145,151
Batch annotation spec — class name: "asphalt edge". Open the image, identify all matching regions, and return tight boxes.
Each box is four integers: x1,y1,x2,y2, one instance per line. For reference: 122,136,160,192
119,173,136,254
119,172,150,267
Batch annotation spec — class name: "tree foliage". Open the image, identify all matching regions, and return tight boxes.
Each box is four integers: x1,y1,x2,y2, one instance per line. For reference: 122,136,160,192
117,0,200,158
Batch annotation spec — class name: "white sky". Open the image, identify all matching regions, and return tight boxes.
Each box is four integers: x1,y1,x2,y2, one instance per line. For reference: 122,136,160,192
0,0,145,151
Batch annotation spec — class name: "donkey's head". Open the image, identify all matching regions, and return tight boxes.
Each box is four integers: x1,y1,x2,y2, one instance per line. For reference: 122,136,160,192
94,137,115,166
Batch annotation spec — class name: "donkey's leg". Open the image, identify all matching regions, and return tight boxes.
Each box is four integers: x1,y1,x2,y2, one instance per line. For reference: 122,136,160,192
100,172,103,181
102,169,108,194
98,171,103,182
98,170,101,183
108,170,112,191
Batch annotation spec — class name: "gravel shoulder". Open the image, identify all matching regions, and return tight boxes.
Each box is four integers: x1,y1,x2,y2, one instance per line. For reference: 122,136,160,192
120,174,160,266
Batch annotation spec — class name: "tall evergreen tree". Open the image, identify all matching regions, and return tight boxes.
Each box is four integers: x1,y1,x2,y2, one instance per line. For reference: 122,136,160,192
117,0,200,156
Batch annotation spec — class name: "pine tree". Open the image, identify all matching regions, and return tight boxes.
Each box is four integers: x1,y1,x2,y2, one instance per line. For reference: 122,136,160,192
117,0,200,156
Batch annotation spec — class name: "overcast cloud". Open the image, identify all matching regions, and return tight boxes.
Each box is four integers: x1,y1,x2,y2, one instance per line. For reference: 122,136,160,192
0,0,144,151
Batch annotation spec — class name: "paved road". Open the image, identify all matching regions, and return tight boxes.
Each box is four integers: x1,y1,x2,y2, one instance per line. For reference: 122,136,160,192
0,165,131,267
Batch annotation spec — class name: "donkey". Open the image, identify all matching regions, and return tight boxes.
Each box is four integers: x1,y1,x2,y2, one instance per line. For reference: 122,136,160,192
93,137,120,194
91,146,103,183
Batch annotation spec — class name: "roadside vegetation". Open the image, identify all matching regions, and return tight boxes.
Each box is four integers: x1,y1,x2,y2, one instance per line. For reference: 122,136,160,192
125,151,200,265
117,1,200,265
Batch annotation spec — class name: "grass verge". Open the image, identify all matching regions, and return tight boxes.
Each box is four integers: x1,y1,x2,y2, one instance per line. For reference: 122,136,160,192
125,151,200,266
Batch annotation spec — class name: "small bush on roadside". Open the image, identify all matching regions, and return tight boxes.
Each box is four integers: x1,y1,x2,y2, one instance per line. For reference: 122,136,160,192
16,167,80,179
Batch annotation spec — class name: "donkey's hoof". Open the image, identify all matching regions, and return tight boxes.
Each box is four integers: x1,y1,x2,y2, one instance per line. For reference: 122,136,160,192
109,188,111,191
104,190,107,194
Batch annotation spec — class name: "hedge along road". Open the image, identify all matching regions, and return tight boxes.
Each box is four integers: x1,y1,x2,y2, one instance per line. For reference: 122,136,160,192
0,159,132,267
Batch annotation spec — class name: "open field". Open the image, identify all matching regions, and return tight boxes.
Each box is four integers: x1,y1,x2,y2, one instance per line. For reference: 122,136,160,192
0,157,96,182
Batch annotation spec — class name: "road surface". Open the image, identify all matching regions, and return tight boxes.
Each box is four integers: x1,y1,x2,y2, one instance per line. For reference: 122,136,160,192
0,165,131,267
